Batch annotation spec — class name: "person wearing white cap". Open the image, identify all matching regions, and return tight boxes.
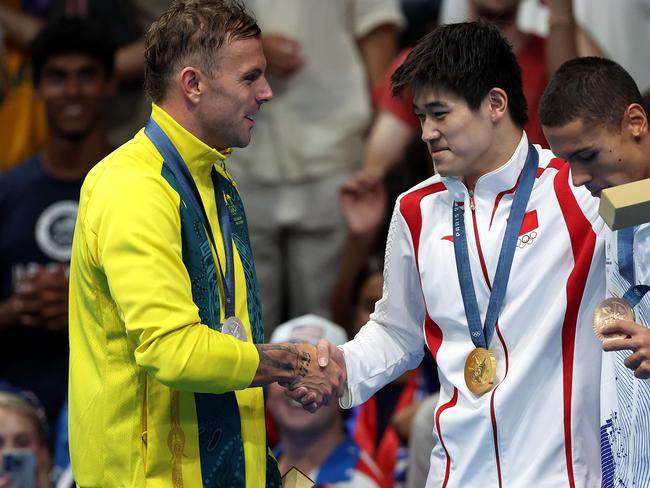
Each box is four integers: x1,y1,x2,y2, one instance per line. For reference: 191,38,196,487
268,315,385,488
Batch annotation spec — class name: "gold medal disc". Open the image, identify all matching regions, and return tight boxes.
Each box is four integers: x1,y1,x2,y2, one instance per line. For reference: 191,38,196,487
464,347,497,396
592,297,634,341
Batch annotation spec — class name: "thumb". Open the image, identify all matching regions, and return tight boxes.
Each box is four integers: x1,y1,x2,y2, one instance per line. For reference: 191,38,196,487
317,339,331,367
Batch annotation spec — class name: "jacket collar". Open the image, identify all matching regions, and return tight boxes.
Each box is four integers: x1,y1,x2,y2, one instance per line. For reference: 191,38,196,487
150,103,233,181
443,132,530,202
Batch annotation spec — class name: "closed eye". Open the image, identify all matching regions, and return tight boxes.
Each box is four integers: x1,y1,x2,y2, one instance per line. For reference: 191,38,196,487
242,69,262,84
574,150,598,163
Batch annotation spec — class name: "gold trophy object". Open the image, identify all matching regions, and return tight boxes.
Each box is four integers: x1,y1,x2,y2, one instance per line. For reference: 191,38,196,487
282,467,315,488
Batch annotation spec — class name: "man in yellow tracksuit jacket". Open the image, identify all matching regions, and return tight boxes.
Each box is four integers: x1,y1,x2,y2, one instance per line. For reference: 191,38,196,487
67,2,344,486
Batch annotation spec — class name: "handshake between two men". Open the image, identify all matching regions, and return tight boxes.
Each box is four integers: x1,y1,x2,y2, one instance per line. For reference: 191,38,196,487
252,339,346,412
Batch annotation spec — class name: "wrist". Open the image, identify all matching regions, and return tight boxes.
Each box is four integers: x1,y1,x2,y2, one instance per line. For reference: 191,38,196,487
252,343,308,387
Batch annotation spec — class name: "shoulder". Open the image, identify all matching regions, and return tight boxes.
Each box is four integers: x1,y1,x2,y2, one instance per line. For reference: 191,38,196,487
80,132,180,225
534,145,567,175
83,131,170,198
397,174,447,220
531,145,603,230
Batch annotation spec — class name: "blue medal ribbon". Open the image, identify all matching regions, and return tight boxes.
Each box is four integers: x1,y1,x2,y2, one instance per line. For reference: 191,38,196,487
453,144,538,349
617,226,650,308
145,117,236,318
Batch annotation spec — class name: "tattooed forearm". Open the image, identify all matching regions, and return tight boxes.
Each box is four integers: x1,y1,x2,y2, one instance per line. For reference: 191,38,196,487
257,344,297,373
252,343,313,386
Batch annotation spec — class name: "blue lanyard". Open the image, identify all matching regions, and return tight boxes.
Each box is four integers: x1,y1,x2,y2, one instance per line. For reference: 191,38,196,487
453,144,538,349
144,117,236,318
617,226,650,308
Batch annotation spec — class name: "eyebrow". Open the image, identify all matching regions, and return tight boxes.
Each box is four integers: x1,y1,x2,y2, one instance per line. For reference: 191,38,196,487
412,100,448,111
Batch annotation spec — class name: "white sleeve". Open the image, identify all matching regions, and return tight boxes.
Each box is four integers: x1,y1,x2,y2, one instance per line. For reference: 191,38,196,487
340,199,426,408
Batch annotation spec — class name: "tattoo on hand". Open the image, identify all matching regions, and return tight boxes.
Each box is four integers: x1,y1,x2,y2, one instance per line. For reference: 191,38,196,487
297,351,310,378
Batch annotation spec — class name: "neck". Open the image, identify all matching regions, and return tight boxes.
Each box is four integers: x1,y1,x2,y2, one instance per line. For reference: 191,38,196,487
642,137,650,180
158,97,223,151
42,127,112,180
464,124,523,191
277,421,345,477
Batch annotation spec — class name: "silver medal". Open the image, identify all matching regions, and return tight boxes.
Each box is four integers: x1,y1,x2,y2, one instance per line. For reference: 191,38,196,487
222,316,247,341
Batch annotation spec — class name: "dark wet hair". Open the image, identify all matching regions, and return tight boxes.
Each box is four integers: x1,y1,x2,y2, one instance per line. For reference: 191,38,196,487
391,21,528,127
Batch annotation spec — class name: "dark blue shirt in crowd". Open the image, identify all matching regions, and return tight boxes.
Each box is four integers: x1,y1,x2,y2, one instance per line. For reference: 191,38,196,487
0,154,83,441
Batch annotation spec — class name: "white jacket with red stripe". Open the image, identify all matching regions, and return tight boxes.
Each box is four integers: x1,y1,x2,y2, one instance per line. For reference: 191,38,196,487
340,133,606,487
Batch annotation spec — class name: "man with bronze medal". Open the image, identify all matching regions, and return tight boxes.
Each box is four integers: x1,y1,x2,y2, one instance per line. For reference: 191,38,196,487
313,21,607,487
541,57,650,487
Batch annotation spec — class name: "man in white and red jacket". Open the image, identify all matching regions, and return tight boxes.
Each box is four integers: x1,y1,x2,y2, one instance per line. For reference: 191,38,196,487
306,22,606,487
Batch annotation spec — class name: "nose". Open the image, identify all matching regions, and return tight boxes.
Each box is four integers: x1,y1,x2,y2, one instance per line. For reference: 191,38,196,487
256,77,273,104
570,163,592,187
420,118,441,143
63,75,82,97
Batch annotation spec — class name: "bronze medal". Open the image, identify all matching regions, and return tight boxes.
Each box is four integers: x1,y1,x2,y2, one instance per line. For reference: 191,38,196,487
464,347,497,396
592,297,634,341
222,316,247,341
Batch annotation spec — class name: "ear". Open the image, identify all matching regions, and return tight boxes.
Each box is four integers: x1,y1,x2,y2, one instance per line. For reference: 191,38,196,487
623,103,648,139
486,87,508,123
178,66,203,105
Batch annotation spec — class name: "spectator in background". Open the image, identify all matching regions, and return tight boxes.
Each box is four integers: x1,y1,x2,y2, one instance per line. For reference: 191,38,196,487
0,25,7,104
0,16,115,436
268,315,385,488
228,0,404,339
405,393,439,488
0,384,52,488
345,262,438,488
0,0,49,172
0,0,145,170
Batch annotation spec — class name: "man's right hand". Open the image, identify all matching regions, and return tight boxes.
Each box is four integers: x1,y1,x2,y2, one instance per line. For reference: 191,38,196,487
253,341,346,411
287,339,348,411
285,342,346,412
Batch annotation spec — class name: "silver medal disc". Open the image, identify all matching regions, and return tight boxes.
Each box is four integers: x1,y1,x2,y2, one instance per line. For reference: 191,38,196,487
222,316,247,341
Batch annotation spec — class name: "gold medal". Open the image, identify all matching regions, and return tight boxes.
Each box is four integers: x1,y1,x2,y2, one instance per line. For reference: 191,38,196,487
464,347,497,396
592,297,634,341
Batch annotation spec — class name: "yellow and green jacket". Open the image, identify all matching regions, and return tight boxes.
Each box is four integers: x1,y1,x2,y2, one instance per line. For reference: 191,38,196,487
68,104,280,487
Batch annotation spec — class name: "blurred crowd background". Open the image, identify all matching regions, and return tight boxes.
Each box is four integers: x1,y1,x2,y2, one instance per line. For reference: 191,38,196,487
0,0,648,486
